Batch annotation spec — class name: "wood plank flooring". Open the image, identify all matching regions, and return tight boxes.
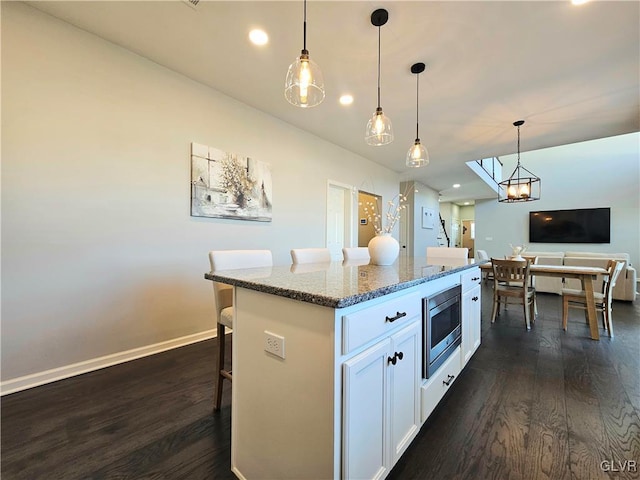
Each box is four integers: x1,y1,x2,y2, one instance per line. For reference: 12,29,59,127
2,284,639,479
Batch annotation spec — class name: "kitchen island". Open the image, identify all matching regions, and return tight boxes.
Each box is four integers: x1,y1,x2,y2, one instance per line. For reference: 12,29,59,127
205,257,482,480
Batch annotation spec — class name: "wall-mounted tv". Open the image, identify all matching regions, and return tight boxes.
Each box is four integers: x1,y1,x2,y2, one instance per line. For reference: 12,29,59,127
529,207,610,243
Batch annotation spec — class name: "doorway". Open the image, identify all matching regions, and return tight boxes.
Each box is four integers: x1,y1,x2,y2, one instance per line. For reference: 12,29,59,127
462,220,475,258
357,191,381,247
326,181,354,260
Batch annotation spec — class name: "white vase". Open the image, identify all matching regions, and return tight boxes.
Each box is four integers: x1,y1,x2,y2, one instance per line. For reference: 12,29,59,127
368,233,400,266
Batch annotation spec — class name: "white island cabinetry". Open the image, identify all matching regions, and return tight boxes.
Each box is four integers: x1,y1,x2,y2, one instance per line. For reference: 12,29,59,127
206,259,483,480
461,267,482,367
343,315,421,479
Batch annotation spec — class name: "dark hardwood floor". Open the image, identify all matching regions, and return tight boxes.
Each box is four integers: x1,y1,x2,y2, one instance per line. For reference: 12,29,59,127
2,284,639,479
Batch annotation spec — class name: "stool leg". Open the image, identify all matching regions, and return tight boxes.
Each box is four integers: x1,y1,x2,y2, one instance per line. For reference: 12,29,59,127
214,323,226,412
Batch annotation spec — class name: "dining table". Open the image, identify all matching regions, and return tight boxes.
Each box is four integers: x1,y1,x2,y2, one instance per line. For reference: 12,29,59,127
480,262,609,340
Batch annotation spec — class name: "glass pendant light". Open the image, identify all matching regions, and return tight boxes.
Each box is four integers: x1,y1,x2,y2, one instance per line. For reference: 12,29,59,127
284,0,325,108
365,9,393,146
498,120,541,202
406,63,429,167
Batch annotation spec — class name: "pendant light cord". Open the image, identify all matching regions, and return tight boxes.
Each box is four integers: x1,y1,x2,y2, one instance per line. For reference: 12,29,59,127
415,73,420,139
377,26,381,108
517,124,521,165
516,123,522,182
303,0,307,52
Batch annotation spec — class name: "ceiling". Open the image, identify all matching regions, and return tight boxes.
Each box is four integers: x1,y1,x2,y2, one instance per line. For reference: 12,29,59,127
27,1,640,205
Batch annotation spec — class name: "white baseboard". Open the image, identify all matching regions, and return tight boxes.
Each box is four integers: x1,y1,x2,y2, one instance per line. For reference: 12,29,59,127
0,329,217,396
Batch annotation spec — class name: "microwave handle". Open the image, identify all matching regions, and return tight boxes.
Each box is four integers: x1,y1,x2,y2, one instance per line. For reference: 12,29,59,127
429,295,459,317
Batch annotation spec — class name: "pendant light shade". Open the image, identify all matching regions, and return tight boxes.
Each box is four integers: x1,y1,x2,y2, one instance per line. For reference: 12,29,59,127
406,62,429,168
365,9,393,146
285,0,325,108
498,120,541,202
366,108,394,146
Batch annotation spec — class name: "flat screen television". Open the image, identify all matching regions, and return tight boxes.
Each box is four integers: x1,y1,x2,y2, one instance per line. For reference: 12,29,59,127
529,207,610,243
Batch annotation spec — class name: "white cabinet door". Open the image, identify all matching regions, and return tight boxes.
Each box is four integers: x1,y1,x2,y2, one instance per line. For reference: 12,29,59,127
461,283,481,367
389,321,421,465
470,285,481,353
343,340,390,480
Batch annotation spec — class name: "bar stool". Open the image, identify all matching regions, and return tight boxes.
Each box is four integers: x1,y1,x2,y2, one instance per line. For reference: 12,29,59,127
208,249,273,411
290,248,331,264
426,246,469,259
342,247,370,262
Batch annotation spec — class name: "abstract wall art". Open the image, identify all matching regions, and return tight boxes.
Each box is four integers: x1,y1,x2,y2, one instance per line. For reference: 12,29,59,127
190,142,272,222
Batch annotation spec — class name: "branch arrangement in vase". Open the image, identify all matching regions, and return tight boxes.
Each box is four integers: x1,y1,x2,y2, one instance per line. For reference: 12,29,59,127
362,192,408,235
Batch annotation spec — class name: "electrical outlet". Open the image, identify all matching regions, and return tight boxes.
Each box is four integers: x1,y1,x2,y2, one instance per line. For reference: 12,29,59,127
264,331,285,359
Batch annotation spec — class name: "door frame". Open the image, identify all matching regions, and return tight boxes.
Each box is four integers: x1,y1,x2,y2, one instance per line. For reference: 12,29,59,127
326,180,355,257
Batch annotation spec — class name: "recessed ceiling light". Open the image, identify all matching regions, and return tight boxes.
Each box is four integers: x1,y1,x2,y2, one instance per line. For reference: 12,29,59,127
453,184,461,188
464,202,470,205
249,29,268,46
339,94,354,106
571,0,589,5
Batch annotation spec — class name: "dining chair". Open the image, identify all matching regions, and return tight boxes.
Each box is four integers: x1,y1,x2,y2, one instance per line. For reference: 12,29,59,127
490,258,536,330
208,249,273,411
290,247,332,264
475,249,492,283
426,246,469,259
561,259,624,337
522,255,539,316
342,247,370,262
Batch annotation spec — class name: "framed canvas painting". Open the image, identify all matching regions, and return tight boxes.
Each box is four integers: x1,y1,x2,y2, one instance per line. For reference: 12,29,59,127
190,142,272,222
422,207,435,229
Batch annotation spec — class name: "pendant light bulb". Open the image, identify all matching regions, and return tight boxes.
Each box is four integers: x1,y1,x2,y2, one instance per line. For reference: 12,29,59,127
406,62,429,167
285,1,325,108
366,107,394,145
407,140,429,168
365,9,393,146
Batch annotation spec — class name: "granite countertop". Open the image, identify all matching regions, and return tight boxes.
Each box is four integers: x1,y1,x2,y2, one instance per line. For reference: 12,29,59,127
205,256,484,308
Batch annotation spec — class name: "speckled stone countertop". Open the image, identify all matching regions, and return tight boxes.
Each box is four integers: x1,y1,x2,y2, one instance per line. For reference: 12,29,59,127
205,257,483,308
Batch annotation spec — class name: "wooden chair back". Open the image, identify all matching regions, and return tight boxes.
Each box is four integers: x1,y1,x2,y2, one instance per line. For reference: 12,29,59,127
603,260,625,301
492,258,531,288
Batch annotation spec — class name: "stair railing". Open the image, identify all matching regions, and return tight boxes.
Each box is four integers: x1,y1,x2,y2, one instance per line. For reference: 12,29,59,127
475,157,503,184
439,214,450,247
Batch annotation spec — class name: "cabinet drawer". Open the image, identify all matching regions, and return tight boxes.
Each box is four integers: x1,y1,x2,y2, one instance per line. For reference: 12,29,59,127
343,292,420,354
461,267,481,292
421,347,461,422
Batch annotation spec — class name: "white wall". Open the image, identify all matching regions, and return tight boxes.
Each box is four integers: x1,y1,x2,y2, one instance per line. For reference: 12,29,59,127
475,132,640,267
459,205,475,222
401,181,440,257
1,4,399,385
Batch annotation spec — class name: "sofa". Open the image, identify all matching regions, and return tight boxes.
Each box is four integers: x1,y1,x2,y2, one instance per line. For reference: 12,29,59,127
525,251,637,301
